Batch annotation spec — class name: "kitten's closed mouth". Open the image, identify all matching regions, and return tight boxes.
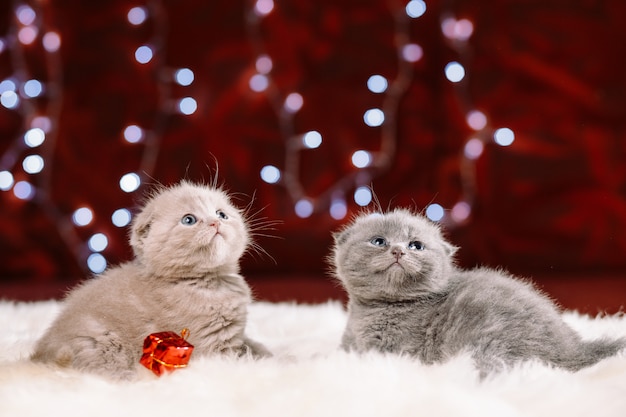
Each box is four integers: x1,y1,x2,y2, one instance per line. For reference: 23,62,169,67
388,261,405,270
196,231,224,249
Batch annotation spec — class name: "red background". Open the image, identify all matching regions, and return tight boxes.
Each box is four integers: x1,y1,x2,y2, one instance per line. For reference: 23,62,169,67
1,0,626,313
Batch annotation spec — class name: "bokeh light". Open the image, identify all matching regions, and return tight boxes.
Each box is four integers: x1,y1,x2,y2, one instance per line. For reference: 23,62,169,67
494,127,515,146
352,150,372,168
426,203,445,222
260,165,281,184
72,207,93,226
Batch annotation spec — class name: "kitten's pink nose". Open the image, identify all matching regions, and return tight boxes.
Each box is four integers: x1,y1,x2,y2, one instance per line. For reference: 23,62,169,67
391,246,405,260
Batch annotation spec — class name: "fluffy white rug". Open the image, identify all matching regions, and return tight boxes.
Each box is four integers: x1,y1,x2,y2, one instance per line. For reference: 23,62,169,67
1,300,626,417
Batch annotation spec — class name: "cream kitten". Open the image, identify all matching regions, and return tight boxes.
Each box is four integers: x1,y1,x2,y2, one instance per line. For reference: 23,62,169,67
332,209,625,378
32,181,270,379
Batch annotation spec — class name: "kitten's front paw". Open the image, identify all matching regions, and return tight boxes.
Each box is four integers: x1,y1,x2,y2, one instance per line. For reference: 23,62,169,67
239,337,272,358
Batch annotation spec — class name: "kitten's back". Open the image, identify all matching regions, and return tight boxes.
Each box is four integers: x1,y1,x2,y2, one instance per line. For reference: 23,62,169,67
441,267,624,373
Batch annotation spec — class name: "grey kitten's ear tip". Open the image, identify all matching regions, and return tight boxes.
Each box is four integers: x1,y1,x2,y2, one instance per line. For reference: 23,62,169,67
332,228,351,245
332,230,344,243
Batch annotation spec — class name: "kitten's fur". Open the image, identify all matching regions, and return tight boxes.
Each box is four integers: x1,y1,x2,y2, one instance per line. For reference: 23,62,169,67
332,209,625,377
32,181,269,379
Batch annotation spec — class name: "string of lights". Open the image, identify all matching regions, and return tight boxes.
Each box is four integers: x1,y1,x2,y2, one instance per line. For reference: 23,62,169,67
0,1,89,266
0,1,199,274
249,0,428,220
434,2,516,226
0,0,518,276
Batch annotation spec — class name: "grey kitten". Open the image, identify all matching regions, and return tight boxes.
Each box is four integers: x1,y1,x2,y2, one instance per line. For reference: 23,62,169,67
32,180,270,379
331,209,624,377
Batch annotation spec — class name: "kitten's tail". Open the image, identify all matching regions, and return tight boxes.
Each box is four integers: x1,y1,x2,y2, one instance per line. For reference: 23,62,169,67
561,337,625,371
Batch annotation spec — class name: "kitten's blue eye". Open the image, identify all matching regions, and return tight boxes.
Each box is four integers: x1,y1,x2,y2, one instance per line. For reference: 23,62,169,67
408,241,425,251
181,214,197,226
370,237,387,247
216,210,228,220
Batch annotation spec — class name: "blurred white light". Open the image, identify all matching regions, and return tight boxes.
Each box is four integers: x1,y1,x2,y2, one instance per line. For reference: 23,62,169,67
451,201,471,223
88,233,109,252
464,138,484,160
402,43,423,62
0,39,5,54
16,5,36,25
254,0,274,16
426,203,445,222
175,68,194,86
127,7,147,25
87,253,107,274
31,116,52,132
24,128,45,147
22,155,44,174
0,171,14,191
255,55,273,74
1,91,19,109
284,92,303,113
364,108,385,127
13,181,34,200
42,32,61,52
351,150,372,168
302,131,322,149
18,26,38,45
112,208,132,227
0,79,16,94
295,199,313,218
72,207,93,226
330,199,347,220
367,75,388,93
178,97,197,115
494,127,515,146
445,61,465,82
120,172,141,193
354,186,372,207
135,45,153,64
123,125,143,143
260,165,281,184
406,0,427,18
466,110,487,130
249,74,269,92
23,79,43,98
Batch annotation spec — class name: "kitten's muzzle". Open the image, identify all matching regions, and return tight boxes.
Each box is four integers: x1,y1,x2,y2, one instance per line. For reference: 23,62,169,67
391,245,405,261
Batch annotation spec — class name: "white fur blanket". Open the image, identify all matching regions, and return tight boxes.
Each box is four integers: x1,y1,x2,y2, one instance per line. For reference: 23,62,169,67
1,300,626,417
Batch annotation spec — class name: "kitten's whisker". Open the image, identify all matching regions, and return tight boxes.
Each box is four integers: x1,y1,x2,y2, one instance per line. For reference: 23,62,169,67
202,155,220,190
250,232,283,240
248,220,282,230
243,202,270,220
246,241,277,265
370,186,384,214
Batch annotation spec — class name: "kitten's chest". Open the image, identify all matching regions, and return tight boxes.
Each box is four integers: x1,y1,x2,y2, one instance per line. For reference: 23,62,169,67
355,306,425,351
150,279,248,325
349,302,441,360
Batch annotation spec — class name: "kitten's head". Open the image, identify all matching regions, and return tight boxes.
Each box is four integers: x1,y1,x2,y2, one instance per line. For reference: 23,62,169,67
130,181,249,278
331,209,457,302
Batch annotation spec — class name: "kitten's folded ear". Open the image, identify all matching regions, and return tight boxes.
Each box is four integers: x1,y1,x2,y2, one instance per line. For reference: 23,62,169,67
129,206,154,257
332,229,350,246
443,241,459,257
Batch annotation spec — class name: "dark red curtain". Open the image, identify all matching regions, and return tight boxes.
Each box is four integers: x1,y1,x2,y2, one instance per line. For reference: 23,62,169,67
1,0,626,289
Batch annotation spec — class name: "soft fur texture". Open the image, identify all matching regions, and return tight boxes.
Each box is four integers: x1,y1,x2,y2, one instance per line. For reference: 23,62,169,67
332,209,626,377
1,300,626,417
31,181,268,379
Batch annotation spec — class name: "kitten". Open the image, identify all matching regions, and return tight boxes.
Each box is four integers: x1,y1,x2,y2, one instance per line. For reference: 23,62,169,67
331,208,625,377
32,180,270,379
